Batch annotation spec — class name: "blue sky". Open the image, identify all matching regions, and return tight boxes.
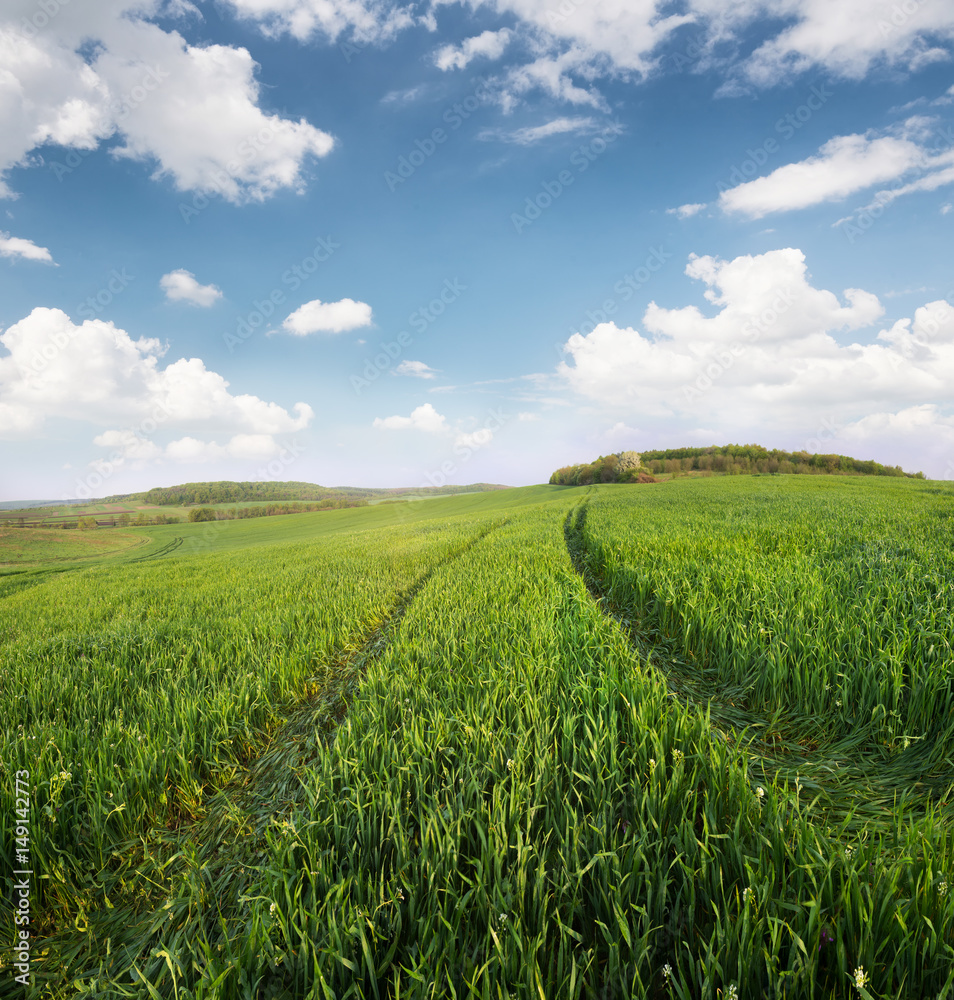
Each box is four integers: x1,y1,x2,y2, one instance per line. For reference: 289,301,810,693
2,0,954,500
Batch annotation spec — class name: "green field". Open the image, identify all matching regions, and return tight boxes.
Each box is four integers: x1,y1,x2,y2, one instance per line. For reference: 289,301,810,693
2,477,953,998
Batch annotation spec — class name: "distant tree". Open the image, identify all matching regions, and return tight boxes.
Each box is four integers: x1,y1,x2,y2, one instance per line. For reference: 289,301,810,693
616,450,641,472
78,517,96,530
188,507,218,522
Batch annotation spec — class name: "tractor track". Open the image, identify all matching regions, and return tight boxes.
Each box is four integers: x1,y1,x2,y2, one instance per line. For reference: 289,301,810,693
563,496,953,825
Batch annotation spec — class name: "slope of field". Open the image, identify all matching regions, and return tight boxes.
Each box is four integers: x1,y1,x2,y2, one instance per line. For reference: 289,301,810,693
0,526,148,565
2,479,953,998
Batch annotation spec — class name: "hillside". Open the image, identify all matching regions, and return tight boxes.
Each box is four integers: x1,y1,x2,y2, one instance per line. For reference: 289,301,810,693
104,480,510,507
550,443,926,485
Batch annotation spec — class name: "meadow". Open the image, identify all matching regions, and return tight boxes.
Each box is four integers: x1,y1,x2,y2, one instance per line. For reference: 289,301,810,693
1,477,953,999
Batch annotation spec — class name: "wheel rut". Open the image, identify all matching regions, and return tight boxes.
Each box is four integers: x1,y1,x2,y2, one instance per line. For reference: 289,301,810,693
563,497,952,826
46,516,509,992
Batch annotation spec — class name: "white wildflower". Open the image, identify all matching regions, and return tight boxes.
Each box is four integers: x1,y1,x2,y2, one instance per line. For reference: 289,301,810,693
853,966,869,990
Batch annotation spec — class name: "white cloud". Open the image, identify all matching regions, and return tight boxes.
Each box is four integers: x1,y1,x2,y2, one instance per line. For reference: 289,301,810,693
223,0,415,43
558,247,910,414
282,298,373,335
92,428,163,463
719,133,926,218
0,308,313,457
164,432,280,462
160,268,223,306
480,116,598,144
454,427,494,450
668,202,706,219
0,232,54,263
394,360,439,378
435,28,512,71
0,1,335,202
373,403,447,432
730,0,954,85
382,85,427,105
555,250,954,472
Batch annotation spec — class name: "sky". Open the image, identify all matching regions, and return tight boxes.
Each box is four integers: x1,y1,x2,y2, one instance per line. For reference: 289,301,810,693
1,0,954,501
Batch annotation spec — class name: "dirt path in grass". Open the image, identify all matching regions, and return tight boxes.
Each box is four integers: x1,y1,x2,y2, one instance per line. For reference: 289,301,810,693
44,516,508,995
563,497,952,827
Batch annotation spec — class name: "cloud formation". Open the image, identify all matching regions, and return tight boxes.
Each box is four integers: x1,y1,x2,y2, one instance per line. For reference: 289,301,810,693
557,249,954,454
718,133,928,218
394,360,439,378
160,269,223,306
373,402,447,432
0,232,55,263
282,297,373,335
0,1,335,201
435,29,512,71
480,116,599,144
0,308,313,462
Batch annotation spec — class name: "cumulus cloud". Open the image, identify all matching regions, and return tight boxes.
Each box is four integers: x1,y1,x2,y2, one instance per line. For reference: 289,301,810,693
0,308,313,461
0,232,55,263
556,247,954,422
554,250,954,474
394,360,439,378
373,403,447,432
282,298,373,335
0,1,335,201
435,28,512,71
160,268,223,306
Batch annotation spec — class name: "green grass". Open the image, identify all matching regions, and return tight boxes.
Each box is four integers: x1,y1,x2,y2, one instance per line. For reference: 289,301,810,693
0,526,149,565
2,478,953,998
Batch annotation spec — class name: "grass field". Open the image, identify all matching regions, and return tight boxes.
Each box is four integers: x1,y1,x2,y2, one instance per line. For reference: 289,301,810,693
2,477,953,998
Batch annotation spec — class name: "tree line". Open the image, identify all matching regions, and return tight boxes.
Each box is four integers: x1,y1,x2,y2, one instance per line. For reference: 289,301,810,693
187,499,367,522
550,444,924,485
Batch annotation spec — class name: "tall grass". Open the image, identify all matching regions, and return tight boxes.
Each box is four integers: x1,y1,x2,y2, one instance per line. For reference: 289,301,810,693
3,479,953,998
